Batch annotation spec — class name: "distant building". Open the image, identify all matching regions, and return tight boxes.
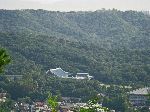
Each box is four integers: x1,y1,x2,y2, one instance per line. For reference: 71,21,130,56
47,68,71,78
59,104,74,112
75,73,93,80
0,93,7,102
46,68,93,80
62,97,81,103
5,75,23,80
129,87,150,106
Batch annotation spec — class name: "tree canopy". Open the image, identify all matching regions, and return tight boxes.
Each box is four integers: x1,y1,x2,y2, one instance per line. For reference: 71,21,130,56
0,49,10,73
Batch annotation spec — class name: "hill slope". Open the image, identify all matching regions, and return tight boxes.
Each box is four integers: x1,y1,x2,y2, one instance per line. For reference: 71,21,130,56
0,9,150,85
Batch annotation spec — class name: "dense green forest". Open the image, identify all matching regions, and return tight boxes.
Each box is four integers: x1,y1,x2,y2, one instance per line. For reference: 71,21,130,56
0,9,150,112
0,9,150,85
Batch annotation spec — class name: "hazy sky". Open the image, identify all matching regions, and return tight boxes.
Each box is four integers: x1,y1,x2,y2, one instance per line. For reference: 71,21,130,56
0,0,150,11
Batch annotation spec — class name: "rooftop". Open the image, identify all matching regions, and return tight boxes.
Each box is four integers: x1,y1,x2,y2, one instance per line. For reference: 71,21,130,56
129,87,150,95
77,73,89,75
50,68,70,77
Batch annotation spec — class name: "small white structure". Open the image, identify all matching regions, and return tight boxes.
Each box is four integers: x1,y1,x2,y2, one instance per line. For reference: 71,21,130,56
75,73,93,80
47,68,70,78
0,93,7,102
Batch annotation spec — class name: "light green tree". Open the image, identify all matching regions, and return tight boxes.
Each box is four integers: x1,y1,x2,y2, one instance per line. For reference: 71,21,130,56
0,49,11,73
0,48,11,111
47,93,58,112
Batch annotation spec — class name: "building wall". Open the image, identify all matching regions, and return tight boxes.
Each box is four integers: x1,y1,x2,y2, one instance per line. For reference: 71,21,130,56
129,94,148,106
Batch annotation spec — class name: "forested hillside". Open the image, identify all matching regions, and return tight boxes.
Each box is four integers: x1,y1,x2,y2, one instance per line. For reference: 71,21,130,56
0,9,150,85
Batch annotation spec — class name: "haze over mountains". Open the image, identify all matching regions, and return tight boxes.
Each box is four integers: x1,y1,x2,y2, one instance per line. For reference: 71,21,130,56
1,0,150,11
0,9,150,85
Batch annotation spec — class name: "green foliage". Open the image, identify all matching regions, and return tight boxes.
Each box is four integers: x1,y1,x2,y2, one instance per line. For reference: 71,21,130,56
47,93,58,112
0,99,13,112
0,49,10,73
0,10,150,85
146,94,150,106
0,9,150,112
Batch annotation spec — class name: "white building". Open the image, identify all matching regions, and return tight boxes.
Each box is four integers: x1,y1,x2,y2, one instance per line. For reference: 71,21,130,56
46,68,93,80
75,73,93,80
129,87,150,106
47,68,70,78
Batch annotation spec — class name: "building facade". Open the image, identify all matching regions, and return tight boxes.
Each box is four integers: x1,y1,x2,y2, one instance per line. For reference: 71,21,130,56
129,87,150,106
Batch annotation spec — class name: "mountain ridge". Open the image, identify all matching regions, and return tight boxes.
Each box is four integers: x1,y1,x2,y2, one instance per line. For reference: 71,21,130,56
0,9,150,85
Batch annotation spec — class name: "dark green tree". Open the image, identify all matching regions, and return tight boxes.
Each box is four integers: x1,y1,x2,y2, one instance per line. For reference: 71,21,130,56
0,99,13,112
